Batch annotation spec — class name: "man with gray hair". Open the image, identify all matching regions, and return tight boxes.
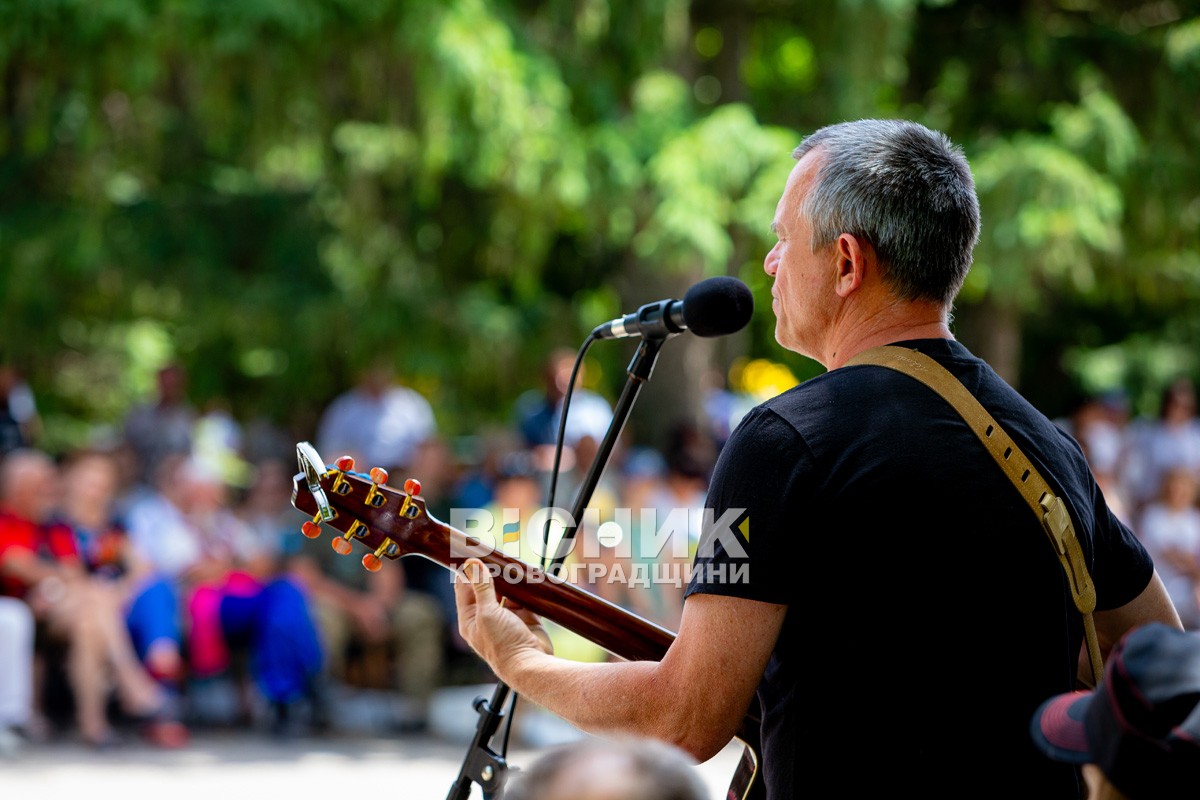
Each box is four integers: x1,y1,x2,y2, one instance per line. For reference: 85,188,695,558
454,120,1181,797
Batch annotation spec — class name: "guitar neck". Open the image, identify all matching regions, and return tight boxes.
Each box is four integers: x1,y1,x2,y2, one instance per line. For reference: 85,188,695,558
291,479,675,663
414,513,677,663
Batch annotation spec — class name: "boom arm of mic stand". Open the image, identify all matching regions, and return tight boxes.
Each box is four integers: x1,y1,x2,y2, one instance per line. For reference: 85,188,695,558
445,336,666,800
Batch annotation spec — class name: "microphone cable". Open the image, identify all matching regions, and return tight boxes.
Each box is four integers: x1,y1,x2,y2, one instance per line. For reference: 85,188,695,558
539,332,598,573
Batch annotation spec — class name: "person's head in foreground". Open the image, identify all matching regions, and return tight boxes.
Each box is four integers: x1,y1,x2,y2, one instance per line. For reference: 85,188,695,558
498,736,709,800
1031,622,1200,799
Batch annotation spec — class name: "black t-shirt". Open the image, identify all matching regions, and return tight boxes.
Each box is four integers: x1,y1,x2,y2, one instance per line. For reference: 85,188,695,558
686,339,1153,799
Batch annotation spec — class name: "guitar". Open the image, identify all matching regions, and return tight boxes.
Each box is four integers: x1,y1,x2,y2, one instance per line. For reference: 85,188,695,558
290,442,764,800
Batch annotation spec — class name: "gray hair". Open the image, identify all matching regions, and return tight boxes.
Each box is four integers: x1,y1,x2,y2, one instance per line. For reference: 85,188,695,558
498,737,708,800
793,119,981,305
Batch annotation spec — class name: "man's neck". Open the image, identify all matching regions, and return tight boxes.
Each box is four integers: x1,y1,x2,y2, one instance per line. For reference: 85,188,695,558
820,299,952,370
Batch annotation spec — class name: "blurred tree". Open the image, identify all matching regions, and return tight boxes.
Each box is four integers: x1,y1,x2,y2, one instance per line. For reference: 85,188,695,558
0,0,795,452
901,0,1200,413
1,0,1198,456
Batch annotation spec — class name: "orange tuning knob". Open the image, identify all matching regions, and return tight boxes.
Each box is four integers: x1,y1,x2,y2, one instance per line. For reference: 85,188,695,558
398,478,422,516
364,467,389,507
301,520,322,538
362,538,394,571
331,537,354,555
335,455,355,472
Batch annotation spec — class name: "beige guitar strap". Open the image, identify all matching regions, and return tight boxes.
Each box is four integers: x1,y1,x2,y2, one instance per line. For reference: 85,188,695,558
845,345,1104,686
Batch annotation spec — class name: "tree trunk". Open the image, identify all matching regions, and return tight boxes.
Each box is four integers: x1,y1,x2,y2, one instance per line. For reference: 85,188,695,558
960,297,1023,389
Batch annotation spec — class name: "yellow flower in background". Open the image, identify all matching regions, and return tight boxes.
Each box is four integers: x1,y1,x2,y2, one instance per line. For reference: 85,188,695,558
729,357,799,401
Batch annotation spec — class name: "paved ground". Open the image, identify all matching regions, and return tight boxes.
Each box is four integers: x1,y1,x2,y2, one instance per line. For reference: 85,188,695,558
3,732,528,798
1,733,746,799
0,684,746,799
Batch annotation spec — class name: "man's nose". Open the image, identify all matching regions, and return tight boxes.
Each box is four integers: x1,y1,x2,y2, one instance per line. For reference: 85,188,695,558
763,243,780,276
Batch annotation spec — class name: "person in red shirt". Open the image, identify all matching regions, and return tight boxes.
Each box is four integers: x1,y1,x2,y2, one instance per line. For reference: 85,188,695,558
46,449,185,683
0,448,181,748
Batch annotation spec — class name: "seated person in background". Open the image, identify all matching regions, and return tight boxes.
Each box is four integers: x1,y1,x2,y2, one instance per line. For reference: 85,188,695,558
46,449,185,686
287,515,444,731
316,360,436,474
514,348,613,473
1031,622,1200,799
497,736,709,800
232,457,297,567
121,362,196,491
0,449,178,748
0,595,35,755
1136,466,1200,631
123,454,324,734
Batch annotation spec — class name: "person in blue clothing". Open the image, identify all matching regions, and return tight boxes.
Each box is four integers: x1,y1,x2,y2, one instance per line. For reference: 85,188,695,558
513,348,613,469
123,453,323,734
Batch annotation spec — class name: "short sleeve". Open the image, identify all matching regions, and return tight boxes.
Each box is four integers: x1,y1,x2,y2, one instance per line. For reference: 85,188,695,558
685,406,813,605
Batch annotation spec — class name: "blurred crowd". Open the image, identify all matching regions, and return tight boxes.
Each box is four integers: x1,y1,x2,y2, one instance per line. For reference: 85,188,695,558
0,352,737,756
8,351,1200,759
1059,378,1200,633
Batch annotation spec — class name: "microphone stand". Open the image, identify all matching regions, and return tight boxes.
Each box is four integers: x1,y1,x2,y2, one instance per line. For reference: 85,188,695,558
445,335,668,800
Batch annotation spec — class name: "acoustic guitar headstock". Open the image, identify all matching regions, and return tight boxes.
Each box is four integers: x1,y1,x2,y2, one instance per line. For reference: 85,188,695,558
292,441,430,572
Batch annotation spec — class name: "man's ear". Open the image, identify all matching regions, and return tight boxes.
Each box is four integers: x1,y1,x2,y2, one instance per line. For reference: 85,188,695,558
834,233,870,298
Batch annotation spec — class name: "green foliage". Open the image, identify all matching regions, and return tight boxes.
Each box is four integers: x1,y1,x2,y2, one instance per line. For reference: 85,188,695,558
0,0,803,452
2,0,1200,454
967,131,1124,303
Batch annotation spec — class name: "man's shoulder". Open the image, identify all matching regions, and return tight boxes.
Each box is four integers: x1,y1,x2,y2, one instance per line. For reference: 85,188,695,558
798,338,1025,412
749,353,912,422
741,338,1040,449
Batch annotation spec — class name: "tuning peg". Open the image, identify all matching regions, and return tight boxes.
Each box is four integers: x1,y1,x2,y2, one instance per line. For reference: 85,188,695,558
331,455,355,495
399,478,422,518
364,467,389,506
301,520,322,539
331,520,369,555
362,538,396,572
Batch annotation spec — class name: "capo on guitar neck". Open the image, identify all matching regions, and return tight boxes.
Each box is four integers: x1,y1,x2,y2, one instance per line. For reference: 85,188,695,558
295,441,335,523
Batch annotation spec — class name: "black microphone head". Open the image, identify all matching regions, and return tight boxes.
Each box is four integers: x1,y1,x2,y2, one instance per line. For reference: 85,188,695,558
682,276,754,337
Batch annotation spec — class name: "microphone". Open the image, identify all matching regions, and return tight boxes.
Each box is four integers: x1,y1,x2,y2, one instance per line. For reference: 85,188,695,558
591,276,754,340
